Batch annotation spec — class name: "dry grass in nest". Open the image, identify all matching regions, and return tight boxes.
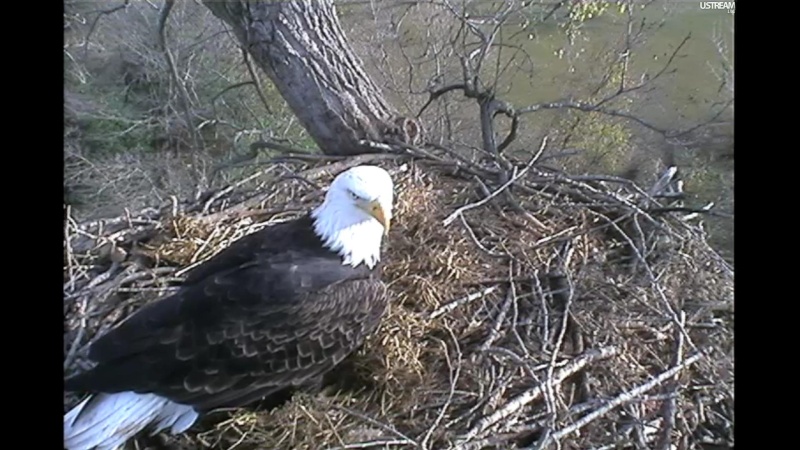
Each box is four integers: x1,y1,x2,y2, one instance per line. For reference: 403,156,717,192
64,156,733,450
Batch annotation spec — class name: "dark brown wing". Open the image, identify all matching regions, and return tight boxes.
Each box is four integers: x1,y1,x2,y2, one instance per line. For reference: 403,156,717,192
64,249,388,412
180,215,319,287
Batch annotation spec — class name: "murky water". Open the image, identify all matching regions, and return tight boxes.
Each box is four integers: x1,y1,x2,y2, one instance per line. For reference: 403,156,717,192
503,2,734,261
346,1,734,262
509,3,733,123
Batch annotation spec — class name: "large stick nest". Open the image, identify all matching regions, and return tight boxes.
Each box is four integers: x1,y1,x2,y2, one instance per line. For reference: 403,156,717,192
64,153,733,450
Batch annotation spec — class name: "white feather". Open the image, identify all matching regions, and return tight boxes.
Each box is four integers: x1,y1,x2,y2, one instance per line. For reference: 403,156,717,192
311,166,394,269
63,166,394,449
63,392,198,450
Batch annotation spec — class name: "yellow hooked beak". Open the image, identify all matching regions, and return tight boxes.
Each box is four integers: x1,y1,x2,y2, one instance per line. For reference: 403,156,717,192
363,199,390,235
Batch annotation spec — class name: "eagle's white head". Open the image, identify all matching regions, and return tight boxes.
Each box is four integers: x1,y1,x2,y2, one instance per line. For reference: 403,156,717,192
311,165,395,269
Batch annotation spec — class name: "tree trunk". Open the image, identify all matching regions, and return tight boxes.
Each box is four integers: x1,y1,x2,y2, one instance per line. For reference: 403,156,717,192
202,0,421,156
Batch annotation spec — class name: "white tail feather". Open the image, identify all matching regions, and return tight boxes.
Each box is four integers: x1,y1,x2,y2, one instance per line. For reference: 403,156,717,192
63,392,199,450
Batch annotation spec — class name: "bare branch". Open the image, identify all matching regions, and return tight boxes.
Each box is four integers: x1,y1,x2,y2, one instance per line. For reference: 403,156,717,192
443,137,547,227
430,286,500,319
240,45,274,116
457,346,620,444
531,352,704,448
417,83,468,118
81,0,131,60
158,0,203,180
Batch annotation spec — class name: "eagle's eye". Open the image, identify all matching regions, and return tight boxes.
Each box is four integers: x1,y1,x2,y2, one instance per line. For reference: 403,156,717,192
349,190,360,200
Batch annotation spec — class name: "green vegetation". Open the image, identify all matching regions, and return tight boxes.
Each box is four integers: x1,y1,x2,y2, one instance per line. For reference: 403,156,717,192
566,113,633,173
63,3,734,448
64,1,314,218
64,0,732,258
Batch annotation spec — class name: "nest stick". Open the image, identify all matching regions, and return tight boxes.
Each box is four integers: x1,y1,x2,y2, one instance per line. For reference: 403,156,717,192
457,346,619,445
478,288,514,352
329,404,417,447
421,326,462,449
430,286,499,319
656,310,687,450
532,352,703,449
442,138,546,227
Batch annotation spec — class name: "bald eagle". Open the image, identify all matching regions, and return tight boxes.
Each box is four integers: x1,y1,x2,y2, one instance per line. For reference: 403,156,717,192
63,165,395,450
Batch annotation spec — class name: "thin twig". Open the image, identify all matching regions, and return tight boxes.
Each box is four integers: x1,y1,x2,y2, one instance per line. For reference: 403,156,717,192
457,346,619,445
478,288,514,352
430,286,499,319
329,404,418,447
241,46,273,115
458,214,508,258
443,137,547,226
655,310,687,450
530,352,704,448
421,326,462,449
158,0,202,180
81,0,131,61
326,439,416,449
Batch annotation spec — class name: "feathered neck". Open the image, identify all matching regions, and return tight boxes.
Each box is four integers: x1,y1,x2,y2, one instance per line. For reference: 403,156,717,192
310,201,384,269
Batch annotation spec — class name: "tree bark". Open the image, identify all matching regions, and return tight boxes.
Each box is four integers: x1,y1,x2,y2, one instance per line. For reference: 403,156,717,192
203,0,421,156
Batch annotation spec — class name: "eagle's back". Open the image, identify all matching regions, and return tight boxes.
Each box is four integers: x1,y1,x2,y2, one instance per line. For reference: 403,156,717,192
65,214,388,411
